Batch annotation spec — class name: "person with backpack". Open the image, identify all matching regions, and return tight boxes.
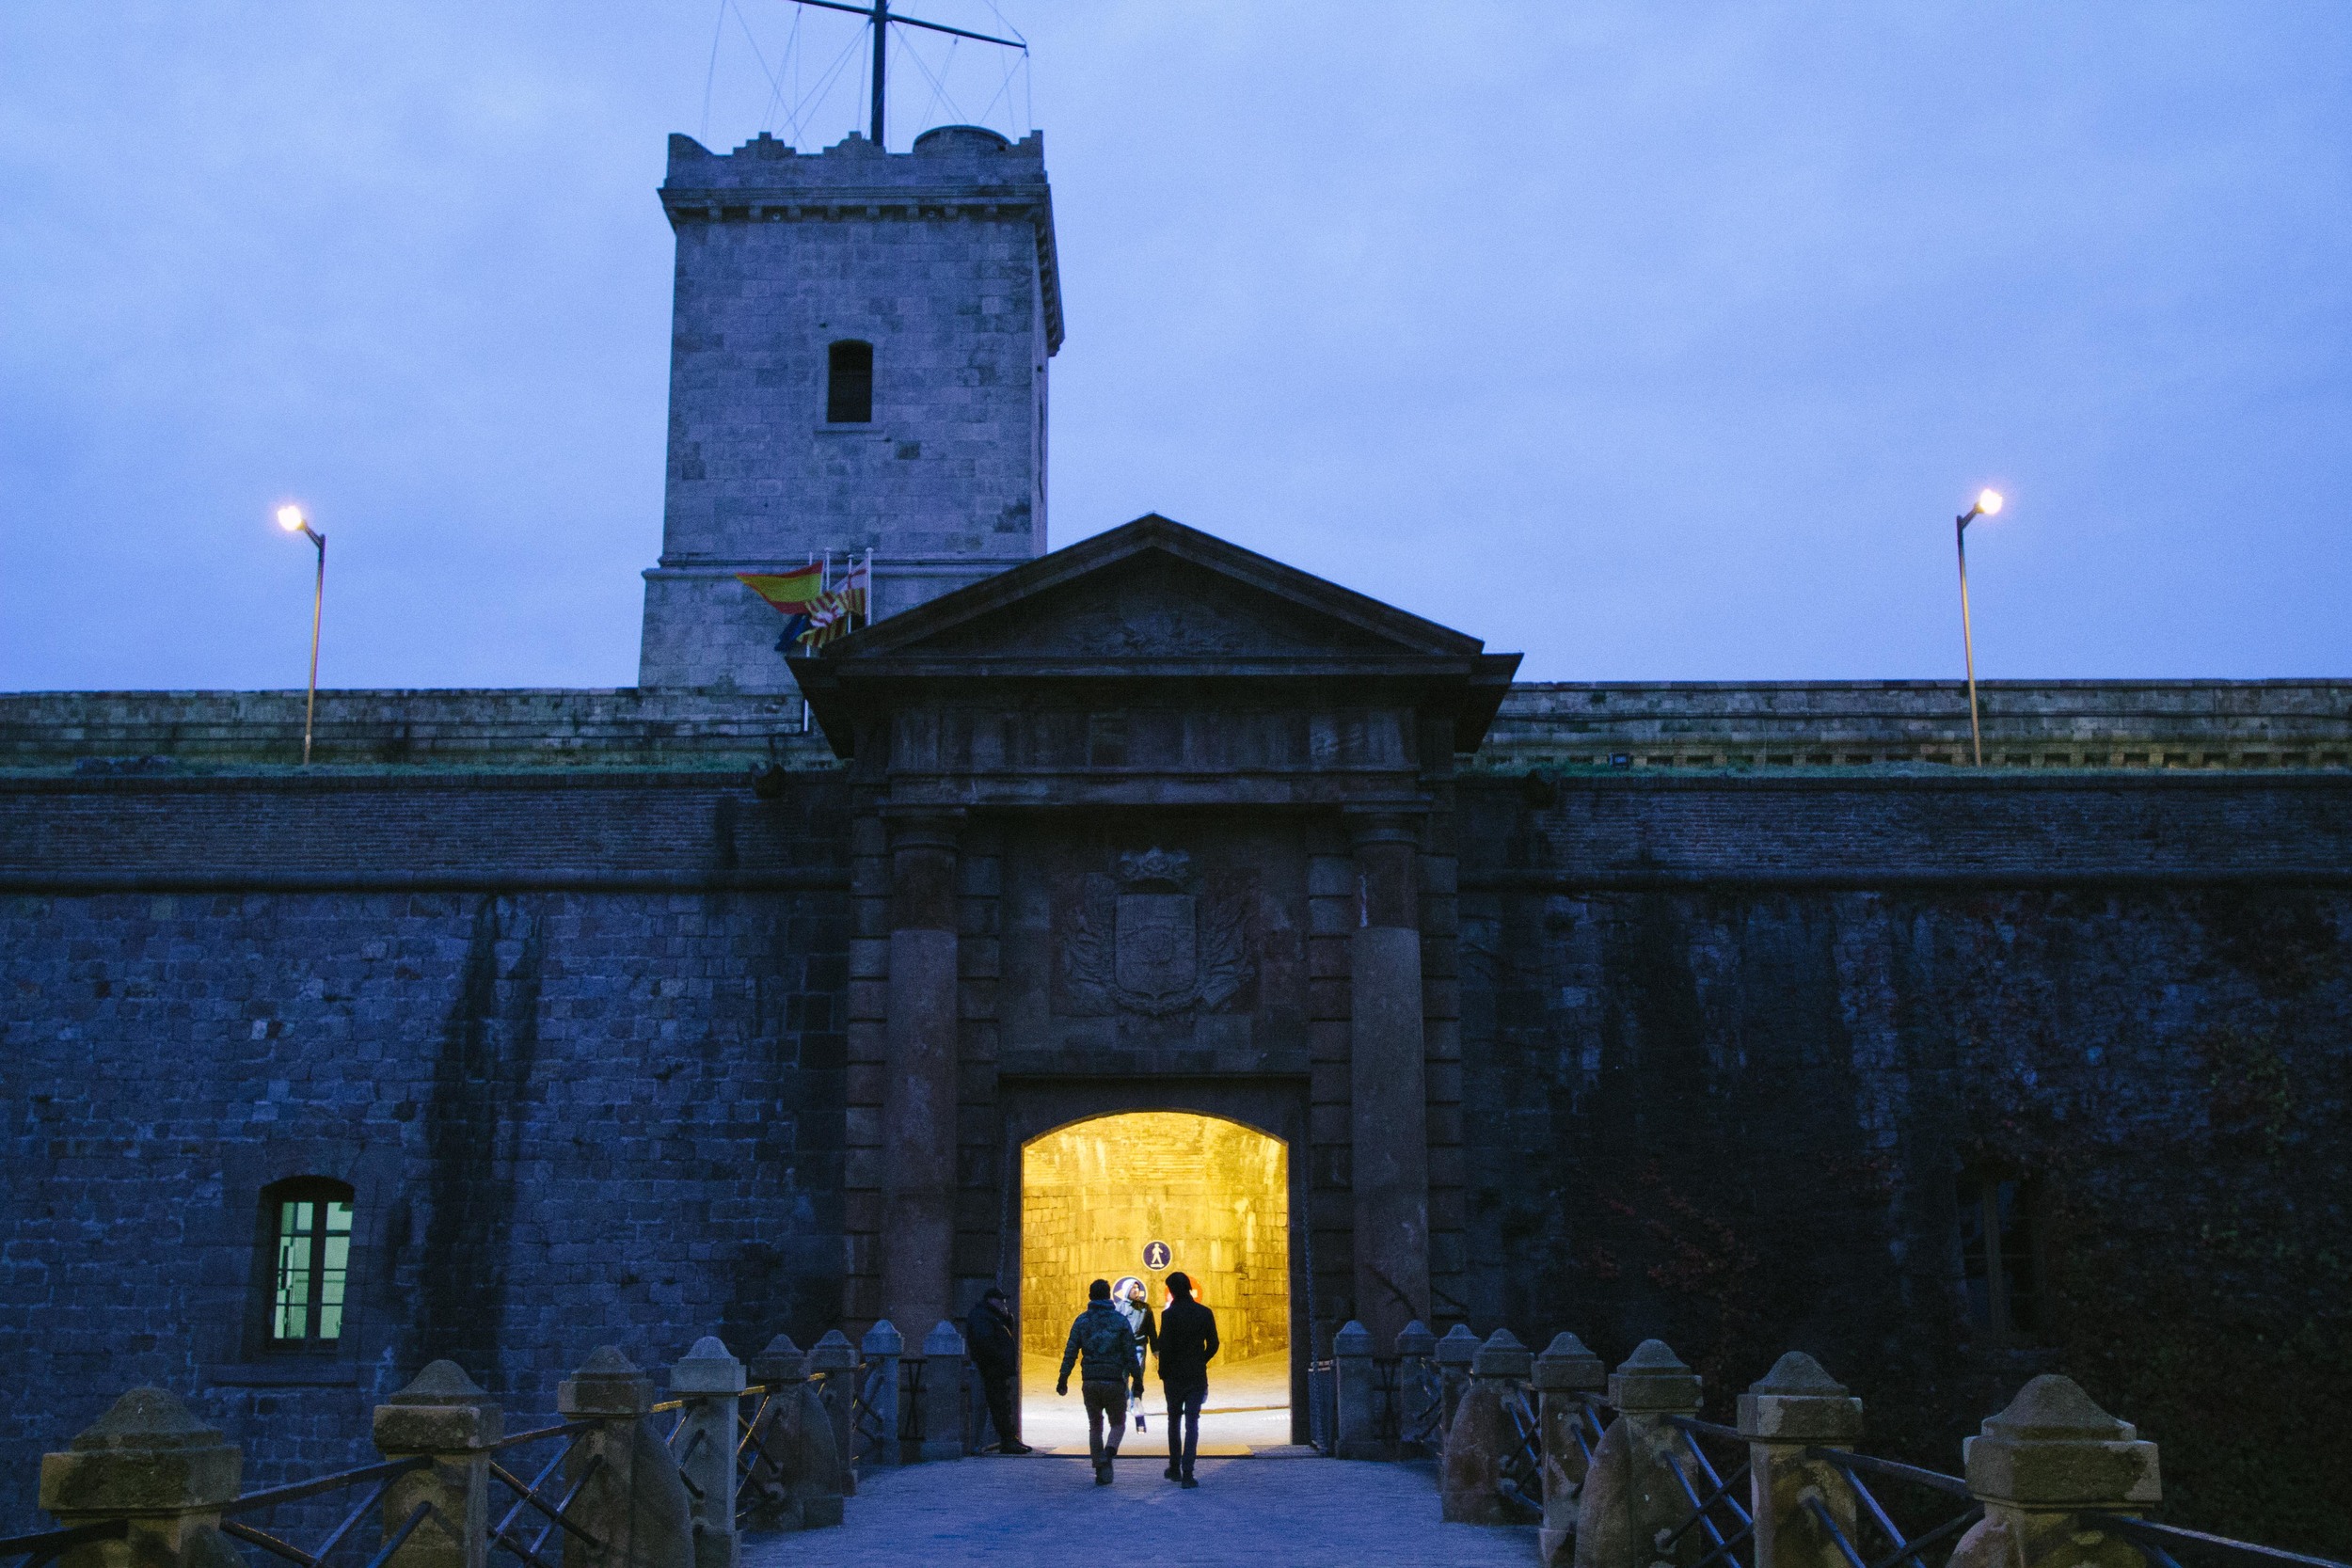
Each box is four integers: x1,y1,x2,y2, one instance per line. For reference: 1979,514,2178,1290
1056,1277,1143,1484
1154,1271,1219,1487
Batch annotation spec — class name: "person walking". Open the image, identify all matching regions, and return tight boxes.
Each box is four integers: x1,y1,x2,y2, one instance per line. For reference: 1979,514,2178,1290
1111,1275,1158,1418
1154,1271,1219,1487
964,1286,1029,1453
1056,1278,1143,1484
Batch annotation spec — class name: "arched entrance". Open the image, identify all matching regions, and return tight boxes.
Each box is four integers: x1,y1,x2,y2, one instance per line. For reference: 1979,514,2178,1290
1017,1111,1292,1453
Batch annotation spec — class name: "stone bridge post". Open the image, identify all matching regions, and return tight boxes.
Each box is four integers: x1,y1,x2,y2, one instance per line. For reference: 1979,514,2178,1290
1435,1323,1478,1447
857,1322,903,1469
372,1361,501,1568
917,1321,967,1462
1950,1377,2160,1568
1574,1340,1705,1568
1738,1354,1863,1568
1331,1322,1380,1459
666,1338,742,1568
39,1388,244,1568
744,1336,844,1530
1439,1329,1531,1524
1532,1332,1605,1567
556,1348,692,1568
806,1332,860,1495
1394,1321,1440,1454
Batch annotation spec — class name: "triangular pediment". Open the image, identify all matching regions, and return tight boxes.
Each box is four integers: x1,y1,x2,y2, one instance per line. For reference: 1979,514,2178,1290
787,515,1521,755
818,514,1486,669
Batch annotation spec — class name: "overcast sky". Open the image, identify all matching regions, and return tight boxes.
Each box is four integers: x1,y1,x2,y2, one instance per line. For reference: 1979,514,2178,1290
3,2,2347,690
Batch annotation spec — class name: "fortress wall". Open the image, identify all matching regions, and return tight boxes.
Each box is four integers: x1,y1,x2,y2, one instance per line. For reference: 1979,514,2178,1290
1450,771,2352,1547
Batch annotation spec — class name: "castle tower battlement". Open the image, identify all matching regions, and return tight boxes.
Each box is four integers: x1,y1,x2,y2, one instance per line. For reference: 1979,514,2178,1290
638,124,1059,690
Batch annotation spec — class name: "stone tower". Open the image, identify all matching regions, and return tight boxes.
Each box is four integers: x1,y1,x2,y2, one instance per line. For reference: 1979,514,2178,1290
637,124,1062,690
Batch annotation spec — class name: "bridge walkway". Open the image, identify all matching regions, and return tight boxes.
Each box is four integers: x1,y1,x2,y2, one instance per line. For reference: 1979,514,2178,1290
740,1452,1538,1567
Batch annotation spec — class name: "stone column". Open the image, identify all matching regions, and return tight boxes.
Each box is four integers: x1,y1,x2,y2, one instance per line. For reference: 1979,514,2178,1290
1574,1340,1706,1568
739,1338,800,1533
805,1332,860,1496
1348,813,1432,1349
1738,1354,1864,1568
667,1338,743,1568
1394,1321,1441,1453
857,1321,903,1469
1331,1321,1380,1459
881,812,962,1339
917,1321,968,1462
556,1348,692,1568
1435,1323,1479,1446
1440,1330,1532,1524
1533,1332,1606,1567
372,1361,502,1568
39,1388,242,1568
1950,1377,2160,1568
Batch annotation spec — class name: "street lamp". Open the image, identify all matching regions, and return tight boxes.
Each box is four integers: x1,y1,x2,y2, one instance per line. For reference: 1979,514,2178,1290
276,504,326,766
1954,487,2003,767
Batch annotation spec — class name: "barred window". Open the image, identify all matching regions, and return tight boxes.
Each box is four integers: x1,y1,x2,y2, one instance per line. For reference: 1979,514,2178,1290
827,340,874,423
1956,1173,2038,1338
267,1179,354,1346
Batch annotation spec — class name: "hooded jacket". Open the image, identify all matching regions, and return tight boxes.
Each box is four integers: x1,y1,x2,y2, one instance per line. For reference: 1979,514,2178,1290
1057,1300,1142,1386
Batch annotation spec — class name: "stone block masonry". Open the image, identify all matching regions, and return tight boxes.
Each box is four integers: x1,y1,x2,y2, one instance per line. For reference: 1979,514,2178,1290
639,125,1059,691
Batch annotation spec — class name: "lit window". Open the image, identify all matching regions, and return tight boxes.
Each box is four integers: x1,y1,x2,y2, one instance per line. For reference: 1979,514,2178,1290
1956,1173,2037,1339
268,1180,354,1346
826,341,874,423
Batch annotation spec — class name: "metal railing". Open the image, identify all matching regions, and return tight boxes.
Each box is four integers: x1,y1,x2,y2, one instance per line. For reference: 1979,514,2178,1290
1800,1449,1979,1568
485,1420,604,1568
1,1519,129,1568
2084,1513,2352,1568
1661,1417,1755,1568
216,1456,436,1568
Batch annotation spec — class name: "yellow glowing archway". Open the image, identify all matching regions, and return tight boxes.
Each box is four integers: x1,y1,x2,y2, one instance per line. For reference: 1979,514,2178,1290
1017,1111,1291,1450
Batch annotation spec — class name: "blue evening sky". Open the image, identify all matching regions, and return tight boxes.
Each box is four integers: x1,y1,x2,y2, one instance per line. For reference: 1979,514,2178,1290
2,2,2347,689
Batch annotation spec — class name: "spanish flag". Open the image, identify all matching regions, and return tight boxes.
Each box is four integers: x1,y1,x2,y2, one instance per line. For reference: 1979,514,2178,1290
736,563,825,611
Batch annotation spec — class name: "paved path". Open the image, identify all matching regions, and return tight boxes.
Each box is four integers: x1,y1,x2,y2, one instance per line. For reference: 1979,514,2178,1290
741,1454,1539,1567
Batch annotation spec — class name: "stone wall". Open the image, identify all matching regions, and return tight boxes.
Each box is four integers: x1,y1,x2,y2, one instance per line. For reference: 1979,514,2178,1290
1450,770,2352,1552
0,775,855,1527
7,680,2344,775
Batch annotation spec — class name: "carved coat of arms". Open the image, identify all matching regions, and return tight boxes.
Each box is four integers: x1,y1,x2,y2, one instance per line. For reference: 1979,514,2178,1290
1062,848,1253,1017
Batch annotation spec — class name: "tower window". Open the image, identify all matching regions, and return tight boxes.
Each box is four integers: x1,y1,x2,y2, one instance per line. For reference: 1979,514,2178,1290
827,340,874,423
1956,1172,2038,1339
266,1179,355,1346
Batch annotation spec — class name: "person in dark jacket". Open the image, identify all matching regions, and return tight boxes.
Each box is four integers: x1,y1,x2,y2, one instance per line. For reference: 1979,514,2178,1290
964,1287,1029,1453
1154,1271,1219,1486
1057,1278,1143,1483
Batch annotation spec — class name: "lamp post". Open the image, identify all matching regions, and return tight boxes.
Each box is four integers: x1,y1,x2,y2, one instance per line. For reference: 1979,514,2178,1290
1954,487,2003,767
276,504,326,766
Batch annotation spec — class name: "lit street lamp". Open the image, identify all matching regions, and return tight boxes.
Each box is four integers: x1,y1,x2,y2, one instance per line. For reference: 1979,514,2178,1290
1954,487,2004,767
276,504,326,766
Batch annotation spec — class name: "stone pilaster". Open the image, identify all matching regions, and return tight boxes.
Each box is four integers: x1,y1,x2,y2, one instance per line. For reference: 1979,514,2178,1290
1435,1323,1479,1442
857,1321,903,1469
1951,1377,2160,1568
1346,812,1431,1348
882,812,961,1338
372,1361,502,1568
1331,1321,1379,1459
40,1388,244,1568
1738,1353,1864,1568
